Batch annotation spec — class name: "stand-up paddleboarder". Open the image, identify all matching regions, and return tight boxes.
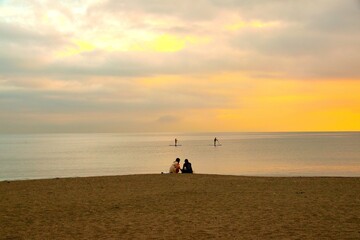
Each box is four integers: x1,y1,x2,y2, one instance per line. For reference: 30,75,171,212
214,137,219,146
175,138,178,147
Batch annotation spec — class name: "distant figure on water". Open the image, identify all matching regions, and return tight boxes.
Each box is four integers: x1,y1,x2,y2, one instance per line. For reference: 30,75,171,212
181,159,193,174
169,158,181,173
214,137,219,146
175,138,178,147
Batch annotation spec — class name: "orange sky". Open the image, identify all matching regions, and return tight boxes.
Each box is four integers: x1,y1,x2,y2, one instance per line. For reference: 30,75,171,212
0,0,359,133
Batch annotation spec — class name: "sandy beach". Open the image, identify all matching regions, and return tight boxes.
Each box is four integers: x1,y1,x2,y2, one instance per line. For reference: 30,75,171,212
1,174,360,239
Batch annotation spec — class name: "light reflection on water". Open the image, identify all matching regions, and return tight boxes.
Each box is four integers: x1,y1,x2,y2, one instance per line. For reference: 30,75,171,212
0,132,359,180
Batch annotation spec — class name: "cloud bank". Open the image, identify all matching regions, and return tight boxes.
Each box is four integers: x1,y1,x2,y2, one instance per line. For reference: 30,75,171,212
0,0,359,132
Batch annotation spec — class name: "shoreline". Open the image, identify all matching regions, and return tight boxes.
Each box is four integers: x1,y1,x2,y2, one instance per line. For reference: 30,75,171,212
1,174,360,239
2,173,360,183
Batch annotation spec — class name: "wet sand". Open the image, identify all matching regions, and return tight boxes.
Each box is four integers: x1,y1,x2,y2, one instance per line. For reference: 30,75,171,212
1,174,360,239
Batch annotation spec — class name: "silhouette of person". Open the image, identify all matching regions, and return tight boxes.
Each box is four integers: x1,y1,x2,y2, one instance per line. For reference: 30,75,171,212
181,159,193,174
214,137,219,146
175,138,178,146
169,158,181,173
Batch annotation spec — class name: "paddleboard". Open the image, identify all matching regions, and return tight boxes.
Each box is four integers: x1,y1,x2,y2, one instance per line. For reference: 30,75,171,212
169,145,182,146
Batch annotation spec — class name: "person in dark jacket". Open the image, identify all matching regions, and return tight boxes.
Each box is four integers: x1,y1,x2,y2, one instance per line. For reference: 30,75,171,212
181,159,193,173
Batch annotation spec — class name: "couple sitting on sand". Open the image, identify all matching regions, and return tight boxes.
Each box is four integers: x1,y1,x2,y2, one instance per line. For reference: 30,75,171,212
169,158,193,174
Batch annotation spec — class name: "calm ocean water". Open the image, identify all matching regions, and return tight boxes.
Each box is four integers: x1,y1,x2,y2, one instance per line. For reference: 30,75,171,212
0,132,359,180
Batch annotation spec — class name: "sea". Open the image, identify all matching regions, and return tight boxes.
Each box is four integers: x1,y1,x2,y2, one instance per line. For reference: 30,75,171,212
0,132,359,181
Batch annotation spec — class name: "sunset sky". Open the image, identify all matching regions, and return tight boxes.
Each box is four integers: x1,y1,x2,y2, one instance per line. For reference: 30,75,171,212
0,0,360,133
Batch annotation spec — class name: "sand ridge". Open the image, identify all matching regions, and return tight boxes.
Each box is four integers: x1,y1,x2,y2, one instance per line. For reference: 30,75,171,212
1,174,360,239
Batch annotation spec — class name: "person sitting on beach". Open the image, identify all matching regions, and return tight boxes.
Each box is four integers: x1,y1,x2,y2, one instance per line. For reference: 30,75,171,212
181,159,193,174
169,158,181,173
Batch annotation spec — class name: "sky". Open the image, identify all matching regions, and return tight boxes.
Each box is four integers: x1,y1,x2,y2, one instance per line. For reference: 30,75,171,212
0,0,360,133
